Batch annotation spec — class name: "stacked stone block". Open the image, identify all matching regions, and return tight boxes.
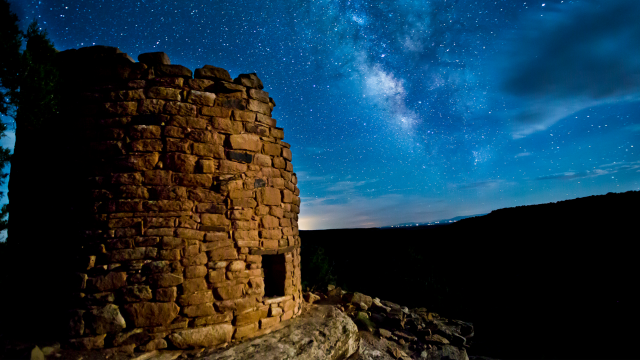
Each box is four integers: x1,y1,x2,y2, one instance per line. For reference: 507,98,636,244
61,47,302,351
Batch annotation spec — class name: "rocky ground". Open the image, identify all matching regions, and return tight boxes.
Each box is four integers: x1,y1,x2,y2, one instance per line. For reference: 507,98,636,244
0,286,500,360
305,286,478,360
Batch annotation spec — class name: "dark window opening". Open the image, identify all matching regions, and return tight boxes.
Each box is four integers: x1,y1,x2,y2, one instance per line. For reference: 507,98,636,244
262,254,286,298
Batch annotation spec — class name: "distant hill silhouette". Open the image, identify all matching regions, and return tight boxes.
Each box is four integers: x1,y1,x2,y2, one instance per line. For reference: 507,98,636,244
300,191,640,360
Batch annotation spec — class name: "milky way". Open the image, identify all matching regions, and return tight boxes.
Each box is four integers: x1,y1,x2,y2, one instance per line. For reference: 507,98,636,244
3,0,640,229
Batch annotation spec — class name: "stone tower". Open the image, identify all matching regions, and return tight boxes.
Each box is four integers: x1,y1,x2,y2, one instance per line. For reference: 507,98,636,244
43,46,302,350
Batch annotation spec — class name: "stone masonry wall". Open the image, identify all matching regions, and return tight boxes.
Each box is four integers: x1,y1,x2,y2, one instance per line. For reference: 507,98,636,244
58,46,302,351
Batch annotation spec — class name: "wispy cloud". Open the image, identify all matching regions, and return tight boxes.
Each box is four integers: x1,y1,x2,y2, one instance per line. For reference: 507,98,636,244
325,179,379,192
497,0,640,138
452,179,506,190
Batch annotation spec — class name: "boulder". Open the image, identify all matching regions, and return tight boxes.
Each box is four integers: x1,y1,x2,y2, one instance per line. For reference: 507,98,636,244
425,334,450,345
420,344,469,360
303,292,321,304
343,292,373,308
207,305,359,359
31,346,44,360
354,311,376,332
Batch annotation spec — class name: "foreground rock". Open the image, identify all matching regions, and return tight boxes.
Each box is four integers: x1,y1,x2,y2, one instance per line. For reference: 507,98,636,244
304,288,476,360
204,305,359,359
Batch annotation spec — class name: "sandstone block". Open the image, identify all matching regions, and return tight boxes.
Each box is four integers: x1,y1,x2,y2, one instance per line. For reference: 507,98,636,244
182,303,215,317
282,189,294,203
234,73,264,89
257,187,281,206
187,90,216,106
101,101,138,116
181,278,208,294
130,125,162,139
138,99,165,114
115,153,160,171
281,310,294,321
260,316,280,329
193,312,234,327
182,253,208,267
218,160,249,174
253,154,272,167
138,52,170,65
173,173,213,187
269,307,283,317
233,220,258,230
154,64,192,78
247,99,272,115
91,272,127,292
144,170,172,185
165,101,197,116
271,127,285,139
234,322,258,339
123,302,180,327
151,273,184,288
229,133,261,152
146,86,181,101
208,269,226,283
166,138,192,153
167,324,233,349
235,306,269,327
186,78,215,91
282,148,292,161
229,209,253,221
261,215,280,228
164,153,198,173
120,285,153,302
207,247,238,261
201,239,231,251
272,157,286,169
152,76,184,87
256,114,277,127
86,304,126,335
213,284,244,300
201,106,232,118
201,214,230,227
248,89,269,103
234,230,259,242
111,173,144,185
108,89,145,101
188,188,224,203
195,65,232,81
185,265,208,279
198,159,216,173
262,143,281,156
156,287,178,302
227,260,246,272
283,299,296,313
233,110,256,122
260,229,281,241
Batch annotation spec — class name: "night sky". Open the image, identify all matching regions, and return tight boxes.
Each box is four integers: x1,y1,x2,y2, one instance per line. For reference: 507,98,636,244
3,0,640,230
